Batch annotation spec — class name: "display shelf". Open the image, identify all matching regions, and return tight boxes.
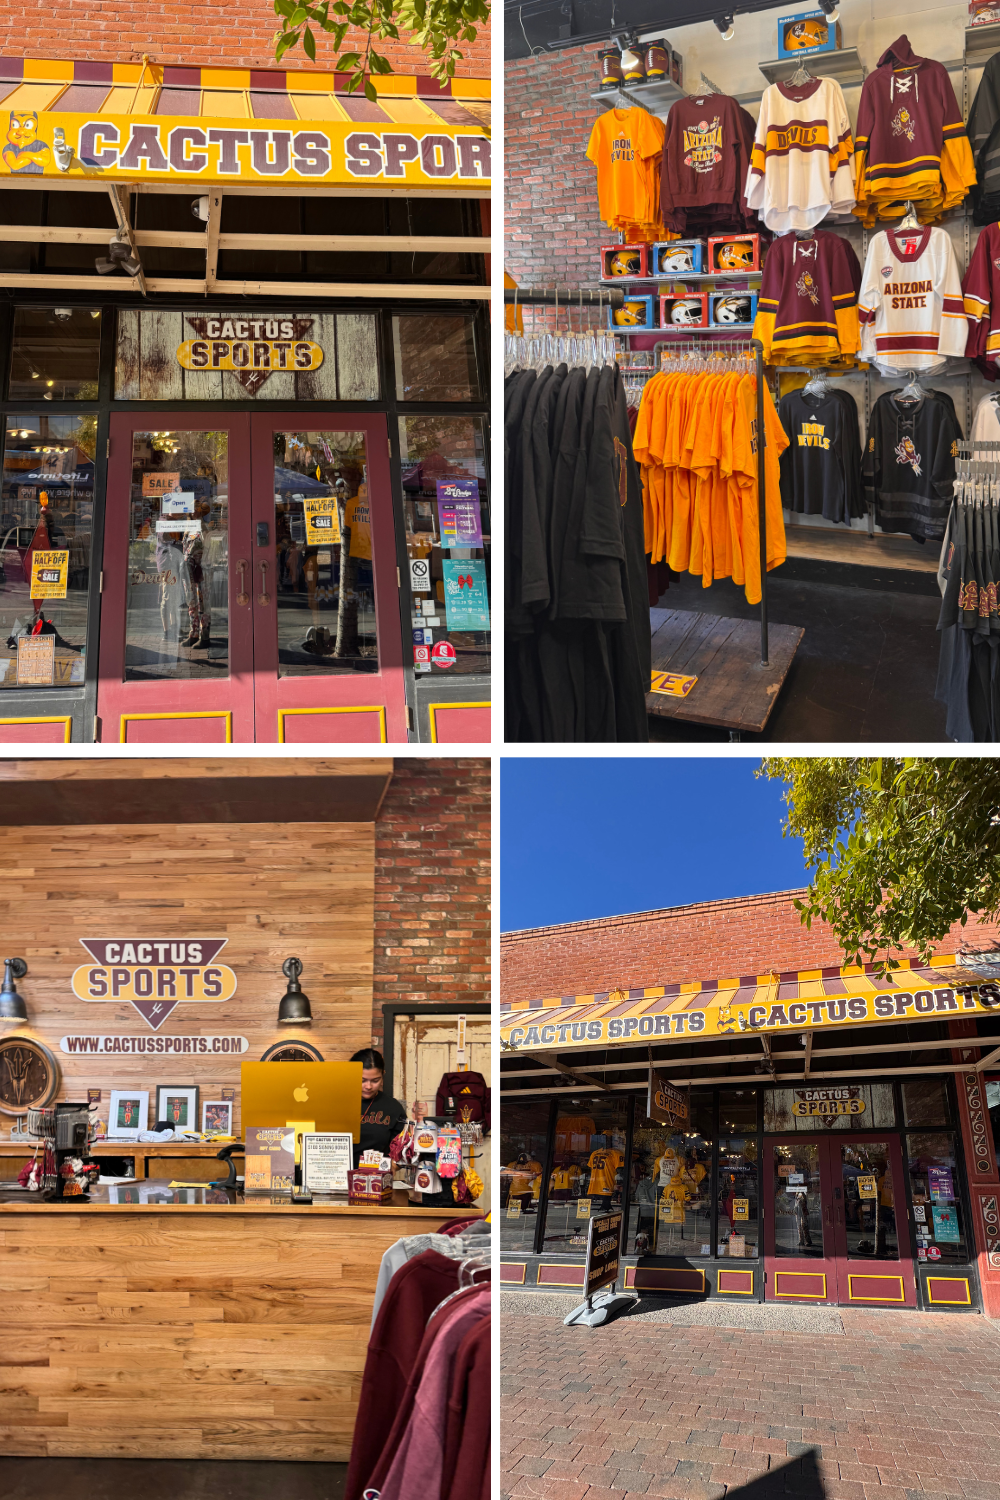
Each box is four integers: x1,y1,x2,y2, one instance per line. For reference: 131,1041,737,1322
590,77,689,112
966,23,1000,60
600,271,763,285
759,48,866,87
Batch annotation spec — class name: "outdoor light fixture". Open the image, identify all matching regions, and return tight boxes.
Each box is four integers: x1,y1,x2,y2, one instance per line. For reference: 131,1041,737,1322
192,196,210,221
276,957,312,1025
0,959,28,1023
95,233,142,278
53,308,72,321
714,13,735,39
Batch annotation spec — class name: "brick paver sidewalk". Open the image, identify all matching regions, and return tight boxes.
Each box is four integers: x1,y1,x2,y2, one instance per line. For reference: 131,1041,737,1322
501,1293,1000,1500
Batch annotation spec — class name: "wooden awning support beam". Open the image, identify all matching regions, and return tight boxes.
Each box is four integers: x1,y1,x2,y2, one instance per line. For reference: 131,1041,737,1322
107,185,147,297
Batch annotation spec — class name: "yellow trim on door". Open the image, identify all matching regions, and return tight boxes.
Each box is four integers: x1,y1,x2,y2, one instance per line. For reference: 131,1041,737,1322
427,700,490,743
847,1273,905,1303
774,1271,827,1299
277,705,387,743
536,1266,587,1287
119,710,233,742
0,715,72,742
717,1269,755,1295
926,1276,971,1306
500,1263,527,1286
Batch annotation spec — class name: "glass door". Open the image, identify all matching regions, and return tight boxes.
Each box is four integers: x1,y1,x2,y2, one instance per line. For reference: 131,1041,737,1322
830,1136,916,1307
99,414,254,742
764,1140,840,1303
249,413,406,743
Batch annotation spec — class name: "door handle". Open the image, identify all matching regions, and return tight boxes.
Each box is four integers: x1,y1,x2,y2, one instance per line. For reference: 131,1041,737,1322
237,560,250,607
258,559,271,605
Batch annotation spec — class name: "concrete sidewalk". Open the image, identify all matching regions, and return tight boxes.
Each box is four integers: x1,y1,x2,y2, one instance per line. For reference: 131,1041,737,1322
501,1292,1000,1500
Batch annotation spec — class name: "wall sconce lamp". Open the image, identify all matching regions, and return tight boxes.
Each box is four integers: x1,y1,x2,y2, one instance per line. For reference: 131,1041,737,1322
0,958,28,1022
277,957,312,1025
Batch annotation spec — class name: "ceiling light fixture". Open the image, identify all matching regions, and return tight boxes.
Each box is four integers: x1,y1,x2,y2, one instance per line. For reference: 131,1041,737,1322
714,13,735,39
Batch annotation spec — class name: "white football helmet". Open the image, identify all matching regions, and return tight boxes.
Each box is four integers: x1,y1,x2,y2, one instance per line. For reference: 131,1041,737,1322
715,296,751,324
670,298,702,325
659,247,695,273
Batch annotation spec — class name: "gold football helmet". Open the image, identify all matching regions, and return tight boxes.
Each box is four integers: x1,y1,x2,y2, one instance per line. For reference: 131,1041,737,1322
614,301,646,326
717,241,755,271
609,251,641,277
785,18,827,48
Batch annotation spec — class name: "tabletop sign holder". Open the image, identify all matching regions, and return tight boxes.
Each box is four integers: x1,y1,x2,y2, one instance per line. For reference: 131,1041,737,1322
301,1132,353,1194
563,1209,633,1328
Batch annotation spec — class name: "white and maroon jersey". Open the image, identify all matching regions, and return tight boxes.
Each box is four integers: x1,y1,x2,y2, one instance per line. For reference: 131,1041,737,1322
745,76,856,232
858,225,966,372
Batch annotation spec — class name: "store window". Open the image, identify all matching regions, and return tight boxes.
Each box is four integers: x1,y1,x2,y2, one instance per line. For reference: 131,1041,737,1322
399,415,490,676
125,430,229,678
771,1142,825,1258
272,430,377,675
500,1099,549,1254
392,314,481,402
629,1095,713,1259
8,307,102,400
901,1078,952,1128
541,1098,628,1254
718,1089,759,1259
764,1082,895,1131
905,1132,969,1265
840,1142,899,1260
0,414,95,689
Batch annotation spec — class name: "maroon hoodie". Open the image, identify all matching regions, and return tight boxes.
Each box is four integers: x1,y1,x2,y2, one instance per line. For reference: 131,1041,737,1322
854,34,970,196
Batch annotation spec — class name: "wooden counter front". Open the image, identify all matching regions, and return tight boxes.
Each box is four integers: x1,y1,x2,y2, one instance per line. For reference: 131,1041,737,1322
0,1187,481,1461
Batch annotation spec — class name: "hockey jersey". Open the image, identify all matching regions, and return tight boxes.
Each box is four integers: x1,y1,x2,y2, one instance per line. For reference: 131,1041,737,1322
962,221,1000,381
752,230,861,365
858,225,966,373
863,390,961,541
967,52,1000,226
778,387,866,524
745,76,855,232
853,35,976,227
660,92,759,236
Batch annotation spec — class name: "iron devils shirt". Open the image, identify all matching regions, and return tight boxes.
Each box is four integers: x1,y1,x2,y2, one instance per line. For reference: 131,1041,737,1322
778,388,866,524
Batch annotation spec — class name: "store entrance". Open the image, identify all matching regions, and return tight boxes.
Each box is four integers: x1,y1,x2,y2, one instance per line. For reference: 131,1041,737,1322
98,412,405,742
764,1135,915,1307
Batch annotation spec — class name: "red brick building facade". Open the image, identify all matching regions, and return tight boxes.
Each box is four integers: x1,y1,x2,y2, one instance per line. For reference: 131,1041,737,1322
372,757,491,1046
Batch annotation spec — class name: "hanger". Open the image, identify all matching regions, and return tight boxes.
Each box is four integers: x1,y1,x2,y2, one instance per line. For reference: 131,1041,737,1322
897,368,925,403
802,367,831,397
788,60,813,87
426,1255,490,1325
898,201,920,229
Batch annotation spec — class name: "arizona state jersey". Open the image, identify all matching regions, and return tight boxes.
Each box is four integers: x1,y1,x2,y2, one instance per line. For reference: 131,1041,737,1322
753,230,861,365
746,76,855,231
863,389,961,541
963,221,1000,379
858,225,966,372
587,1148,624,1196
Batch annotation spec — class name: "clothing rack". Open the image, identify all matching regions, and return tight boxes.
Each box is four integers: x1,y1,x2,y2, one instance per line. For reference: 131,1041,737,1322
503,285,626,309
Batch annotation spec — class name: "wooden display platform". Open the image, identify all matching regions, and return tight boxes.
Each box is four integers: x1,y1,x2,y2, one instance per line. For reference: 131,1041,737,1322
0,1139,231,1182
647,608,803,736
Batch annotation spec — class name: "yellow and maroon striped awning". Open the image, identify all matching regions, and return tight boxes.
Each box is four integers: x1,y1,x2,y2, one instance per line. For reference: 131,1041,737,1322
499,954,1000,1052
0,56,490,190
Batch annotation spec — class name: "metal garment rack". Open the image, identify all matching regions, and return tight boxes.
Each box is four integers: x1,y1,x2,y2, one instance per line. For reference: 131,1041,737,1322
504,288,773,667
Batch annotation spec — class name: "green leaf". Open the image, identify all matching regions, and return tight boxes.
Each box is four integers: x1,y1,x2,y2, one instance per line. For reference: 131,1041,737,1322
364,76,379,101
275,29,299,57
303,24,317,57
289,4,308,21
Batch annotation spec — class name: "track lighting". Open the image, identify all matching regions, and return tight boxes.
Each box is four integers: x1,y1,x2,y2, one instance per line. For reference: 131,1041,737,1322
817,0,839,17
714,13,735,39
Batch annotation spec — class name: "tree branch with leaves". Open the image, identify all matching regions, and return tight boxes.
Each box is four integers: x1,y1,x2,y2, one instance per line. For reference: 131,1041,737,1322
758,756,1000,971
274,0,489,101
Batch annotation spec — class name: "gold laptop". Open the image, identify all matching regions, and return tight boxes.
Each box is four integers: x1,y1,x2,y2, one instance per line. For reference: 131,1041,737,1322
241,1061,363,1141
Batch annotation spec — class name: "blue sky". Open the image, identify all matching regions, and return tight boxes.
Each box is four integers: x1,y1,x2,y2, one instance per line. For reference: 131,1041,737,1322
500,758,810,932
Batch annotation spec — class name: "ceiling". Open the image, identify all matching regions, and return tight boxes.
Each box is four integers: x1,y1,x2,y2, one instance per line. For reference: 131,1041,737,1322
505,0,792,62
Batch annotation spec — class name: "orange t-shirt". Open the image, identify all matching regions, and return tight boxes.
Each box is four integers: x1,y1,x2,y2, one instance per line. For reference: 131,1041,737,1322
586,108,665,233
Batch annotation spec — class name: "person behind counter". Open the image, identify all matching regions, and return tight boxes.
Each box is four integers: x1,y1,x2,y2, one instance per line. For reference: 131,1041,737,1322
352,1048,408,1167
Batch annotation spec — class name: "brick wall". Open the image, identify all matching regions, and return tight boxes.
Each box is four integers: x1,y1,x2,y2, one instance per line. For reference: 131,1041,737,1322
501,889,1000,1006
0,3,489,78
372,757,490,1047
505,51,608,290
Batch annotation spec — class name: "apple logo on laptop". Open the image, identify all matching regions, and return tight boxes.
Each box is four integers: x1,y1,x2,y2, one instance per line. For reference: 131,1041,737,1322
293,1083,309,1102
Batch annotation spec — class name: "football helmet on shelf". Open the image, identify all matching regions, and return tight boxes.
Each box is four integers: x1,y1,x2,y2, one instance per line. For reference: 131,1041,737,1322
614,302,647,326
716,241,754,271
658,247,695,274
714,296,752,324
609,251,641,277
669,299,703,326
784,18,827,48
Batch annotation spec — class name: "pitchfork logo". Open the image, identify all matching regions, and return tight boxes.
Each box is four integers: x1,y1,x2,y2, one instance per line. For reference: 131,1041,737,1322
71,939,237,1030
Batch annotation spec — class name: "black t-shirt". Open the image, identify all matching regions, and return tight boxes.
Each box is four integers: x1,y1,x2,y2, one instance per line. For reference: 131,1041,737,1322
356,1091,408,1166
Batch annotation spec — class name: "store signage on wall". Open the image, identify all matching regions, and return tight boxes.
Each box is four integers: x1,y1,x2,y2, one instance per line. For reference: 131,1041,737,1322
176,314,322,396
16,634,55,686
792,1086,865,1120
71,938,237,1030
4,113,491,188
436,479,483,548
60,1034,249,1055
442,560,490,631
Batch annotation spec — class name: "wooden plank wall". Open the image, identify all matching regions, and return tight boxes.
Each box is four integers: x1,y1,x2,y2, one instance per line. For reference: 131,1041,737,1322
115,310,379,402
0,1207,454,1460
3,819,375,1134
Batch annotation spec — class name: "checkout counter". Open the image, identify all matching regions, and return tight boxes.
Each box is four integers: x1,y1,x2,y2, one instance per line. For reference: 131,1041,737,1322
0,1171,481,1460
